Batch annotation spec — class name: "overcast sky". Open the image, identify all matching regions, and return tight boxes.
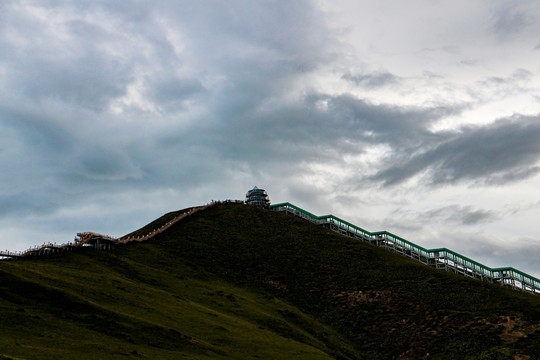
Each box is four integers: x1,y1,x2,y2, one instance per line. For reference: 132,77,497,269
1,0,540,278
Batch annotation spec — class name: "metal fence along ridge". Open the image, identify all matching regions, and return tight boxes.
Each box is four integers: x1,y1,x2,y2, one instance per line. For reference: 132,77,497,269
270,202,540,295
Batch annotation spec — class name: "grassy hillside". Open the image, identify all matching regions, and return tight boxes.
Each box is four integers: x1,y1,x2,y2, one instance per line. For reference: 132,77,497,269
1,203,540,359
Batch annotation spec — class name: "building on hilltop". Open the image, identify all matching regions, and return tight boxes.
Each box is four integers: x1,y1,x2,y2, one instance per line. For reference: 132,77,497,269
246,186,270,207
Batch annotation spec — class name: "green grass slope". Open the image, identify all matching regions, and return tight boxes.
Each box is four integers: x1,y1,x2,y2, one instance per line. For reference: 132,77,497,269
1,203,540,359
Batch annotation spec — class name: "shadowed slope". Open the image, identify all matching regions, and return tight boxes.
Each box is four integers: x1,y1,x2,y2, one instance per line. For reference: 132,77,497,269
138,203,540,359
0,207,357,360
0,203,539,359
270,202,539,294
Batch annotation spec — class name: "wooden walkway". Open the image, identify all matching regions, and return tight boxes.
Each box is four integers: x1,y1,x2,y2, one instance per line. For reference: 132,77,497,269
0,204,214,260
0,243,78,259
2,200,537,296
117,204,211,244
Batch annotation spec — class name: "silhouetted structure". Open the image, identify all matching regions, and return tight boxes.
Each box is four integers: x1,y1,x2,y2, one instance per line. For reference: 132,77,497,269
246,186,270,207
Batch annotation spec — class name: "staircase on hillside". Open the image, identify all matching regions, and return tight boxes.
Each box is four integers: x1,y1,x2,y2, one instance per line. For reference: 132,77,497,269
270,202,540,295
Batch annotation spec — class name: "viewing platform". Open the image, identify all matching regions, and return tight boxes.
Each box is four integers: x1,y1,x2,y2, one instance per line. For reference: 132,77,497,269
75,232,118,251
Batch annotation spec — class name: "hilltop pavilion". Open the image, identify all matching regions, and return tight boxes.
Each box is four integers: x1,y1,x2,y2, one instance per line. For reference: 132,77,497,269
245,186,270,207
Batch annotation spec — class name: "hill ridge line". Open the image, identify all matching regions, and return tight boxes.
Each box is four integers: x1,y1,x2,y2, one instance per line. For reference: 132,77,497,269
270,202,540,295
0,203,217,259
2,199,538,295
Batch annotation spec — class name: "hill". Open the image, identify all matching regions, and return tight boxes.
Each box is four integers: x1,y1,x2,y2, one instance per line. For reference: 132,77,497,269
1,203,539,359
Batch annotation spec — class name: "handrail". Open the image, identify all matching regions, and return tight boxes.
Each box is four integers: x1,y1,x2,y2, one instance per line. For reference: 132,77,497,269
270,202,540,294
2,200,538,294
0,204,215,260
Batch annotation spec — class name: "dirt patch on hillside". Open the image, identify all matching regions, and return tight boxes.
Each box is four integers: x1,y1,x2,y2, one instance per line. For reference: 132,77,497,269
333,290,392,307
482,315,540,342
499,316,527,342
263,279,287,291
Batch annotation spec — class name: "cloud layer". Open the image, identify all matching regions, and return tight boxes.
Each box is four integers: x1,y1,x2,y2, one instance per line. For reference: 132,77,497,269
1,0,540,277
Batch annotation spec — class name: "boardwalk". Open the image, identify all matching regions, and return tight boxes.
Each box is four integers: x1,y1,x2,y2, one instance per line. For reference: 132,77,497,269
118,204,212,244
0,204,214,260
270,202,540,295
0,243,77,259
4,199,536,296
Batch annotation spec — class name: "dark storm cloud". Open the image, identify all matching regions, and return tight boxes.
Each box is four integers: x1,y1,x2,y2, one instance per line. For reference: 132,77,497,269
0,0,346,222
76,145,142,181
1,0,460,200
189,93,462,173
0,193,60,218
146,76,206,109
371,116,540,187
0,101,77,154
324,95,459,143
2,0,540,267
0,0,535,216
0,10,134,111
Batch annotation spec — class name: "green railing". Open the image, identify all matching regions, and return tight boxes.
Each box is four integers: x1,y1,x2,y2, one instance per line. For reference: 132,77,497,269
270,202,540,294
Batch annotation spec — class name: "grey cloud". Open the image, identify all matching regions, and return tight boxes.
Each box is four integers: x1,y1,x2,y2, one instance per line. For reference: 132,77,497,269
18,55,131,110
418,205,497,226
147,76,206,109
480,68,533,87
440,232,540,277
385,205,497,235
491,6,532,41
190,93,461,174
371,222,540,277
1,107,73,153
0,0,344,208
76,146,142,181
372,115,540,186
0,9,134,111
459,59,477,66
1,0,539,281
332,194,370,207
381,218,424,235
484,166,540,185
0,193,60,218
0,0,497,219
342,71,400,88
421,46,460,54
422,71,443,79
508,68,532,81
325,95,457,143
